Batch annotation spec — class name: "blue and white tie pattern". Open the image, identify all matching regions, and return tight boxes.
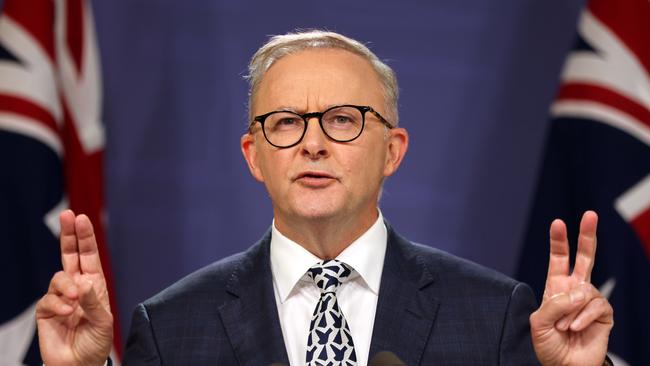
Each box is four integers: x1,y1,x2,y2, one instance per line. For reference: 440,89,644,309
306,260,357,366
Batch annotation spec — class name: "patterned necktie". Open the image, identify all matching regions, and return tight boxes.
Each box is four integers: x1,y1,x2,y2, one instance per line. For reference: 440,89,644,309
306,260,357,366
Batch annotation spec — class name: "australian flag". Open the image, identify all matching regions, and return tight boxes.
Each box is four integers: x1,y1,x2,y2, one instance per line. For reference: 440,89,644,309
0,0,122,364
517,0,650,364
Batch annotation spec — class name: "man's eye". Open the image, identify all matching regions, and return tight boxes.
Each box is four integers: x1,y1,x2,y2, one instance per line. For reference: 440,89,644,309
277,118,298,126
270,117,301,131
328,114,358,125
326,114,358,129
334,116,353,124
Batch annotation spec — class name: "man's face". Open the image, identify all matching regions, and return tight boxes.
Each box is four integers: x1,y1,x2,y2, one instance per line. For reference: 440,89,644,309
241,48,408,229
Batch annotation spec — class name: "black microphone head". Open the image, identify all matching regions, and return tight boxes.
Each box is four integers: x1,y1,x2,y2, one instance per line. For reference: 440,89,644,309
369,351,406,366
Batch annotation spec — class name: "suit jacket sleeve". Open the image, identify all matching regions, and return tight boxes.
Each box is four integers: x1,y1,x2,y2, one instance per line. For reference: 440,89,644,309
500,282,540,366
122,303,162,366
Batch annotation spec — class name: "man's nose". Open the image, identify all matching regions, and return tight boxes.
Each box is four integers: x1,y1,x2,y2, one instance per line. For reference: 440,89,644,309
300,117,329,158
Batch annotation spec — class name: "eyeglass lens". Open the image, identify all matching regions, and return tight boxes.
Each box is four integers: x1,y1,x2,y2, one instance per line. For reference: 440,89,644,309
263,106,364,147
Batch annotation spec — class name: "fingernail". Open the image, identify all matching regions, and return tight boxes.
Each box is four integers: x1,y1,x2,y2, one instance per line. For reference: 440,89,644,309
556,318,569,330
60,304,73,313
570,318,581,330
570,289,585,303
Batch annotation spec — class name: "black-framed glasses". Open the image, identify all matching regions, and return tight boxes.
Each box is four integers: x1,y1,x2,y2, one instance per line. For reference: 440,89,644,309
251,104,393,148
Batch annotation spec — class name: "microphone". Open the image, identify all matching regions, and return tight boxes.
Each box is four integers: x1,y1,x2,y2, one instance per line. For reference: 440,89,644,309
369,351,406,366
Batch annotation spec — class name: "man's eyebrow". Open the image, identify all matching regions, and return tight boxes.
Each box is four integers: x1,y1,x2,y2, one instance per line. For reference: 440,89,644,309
269,103,349,114
272,106,301,113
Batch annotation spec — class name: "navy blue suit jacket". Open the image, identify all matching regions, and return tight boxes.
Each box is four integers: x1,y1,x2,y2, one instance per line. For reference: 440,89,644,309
123,223,540,365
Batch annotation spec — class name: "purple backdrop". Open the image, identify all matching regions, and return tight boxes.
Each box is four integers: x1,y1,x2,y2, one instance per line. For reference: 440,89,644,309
90,0,586,341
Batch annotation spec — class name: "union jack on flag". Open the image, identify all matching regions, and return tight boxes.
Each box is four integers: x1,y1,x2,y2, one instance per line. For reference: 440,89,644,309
518,0,650,364
0,0,121,363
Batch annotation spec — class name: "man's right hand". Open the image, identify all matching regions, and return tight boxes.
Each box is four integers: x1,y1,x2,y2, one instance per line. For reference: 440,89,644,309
36,210,114,366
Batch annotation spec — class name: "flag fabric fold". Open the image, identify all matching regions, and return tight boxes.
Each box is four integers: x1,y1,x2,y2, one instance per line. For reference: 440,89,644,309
518,0,650,364
0,0,121,363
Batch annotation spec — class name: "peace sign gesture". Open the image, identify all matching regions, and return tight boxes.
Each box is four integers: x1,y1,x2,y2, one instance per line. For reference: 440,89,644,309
36,210,114,366
529,211,614,366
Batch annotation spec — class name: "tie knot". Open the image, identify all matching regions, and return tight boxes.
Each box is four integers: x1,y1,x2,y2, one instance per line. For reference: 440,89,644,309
307,260,352,293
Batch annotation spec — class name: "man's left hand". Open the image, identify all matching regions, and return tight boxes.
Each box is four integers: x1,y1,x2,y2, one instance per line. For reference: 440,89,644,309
529,211,614,366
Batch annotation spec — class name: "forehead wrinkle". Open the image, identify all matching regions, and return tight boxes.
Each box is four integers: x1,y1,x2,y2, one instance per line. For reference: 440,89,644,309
269,85,334,114
258,84,307,114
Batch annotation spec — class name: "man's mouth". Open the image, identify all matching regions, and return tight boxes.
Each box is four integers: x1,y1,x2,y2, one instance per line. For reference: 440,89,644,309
294,171,338,187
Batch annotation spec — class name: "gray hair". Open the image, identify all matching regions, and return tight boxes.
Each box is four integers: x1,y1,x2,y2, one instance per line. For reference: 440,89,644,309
245,30,399,126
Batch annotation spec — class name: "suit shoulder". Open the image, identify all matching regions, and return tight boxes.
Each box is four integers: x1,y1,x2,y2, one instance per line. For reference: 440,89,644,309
141,231,271,310
407,240,524,295
386,222,522,293
143,250,246,308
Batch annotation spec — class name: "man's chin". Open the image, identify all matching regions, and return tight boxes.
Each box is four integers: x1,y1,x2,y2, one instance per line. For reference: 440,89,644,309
291,206,340,221
283,199,346,222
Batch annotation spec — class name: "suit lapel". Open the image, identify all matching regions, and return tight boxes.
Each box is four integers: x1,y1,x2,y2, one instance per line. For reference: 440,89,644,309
369,224,440,365
217,224,440,365
218,232,289,366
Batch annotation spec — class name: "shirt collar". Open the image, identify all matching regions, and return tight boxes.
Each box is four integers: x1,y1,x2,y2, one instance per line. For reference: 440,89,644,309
270,211,387,303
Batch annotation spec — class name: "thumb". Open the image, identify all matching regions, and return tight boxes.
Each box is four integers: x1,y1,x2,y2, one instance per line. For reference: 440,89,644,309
78,279,113,327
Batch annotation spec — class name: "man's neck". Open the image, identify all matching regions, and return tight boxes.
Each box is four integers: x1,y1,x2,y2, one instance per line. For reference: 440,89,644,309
273,209,379,259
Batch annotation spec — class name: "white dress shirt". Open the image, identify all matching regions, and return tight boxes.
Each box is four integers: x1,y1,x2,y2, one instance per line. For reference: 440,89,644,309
270,213,387,366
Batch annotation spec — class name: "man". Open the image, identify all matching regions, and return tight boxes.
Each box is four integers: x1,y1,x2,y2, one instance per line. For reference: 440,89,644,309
36,30,613,365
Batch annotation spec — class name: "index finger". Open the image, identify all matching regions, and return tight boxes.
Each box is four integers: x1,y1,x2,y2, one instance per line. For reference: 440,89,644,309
546,218,570,281
75,214,104,275
572,210,598,282
60,209,80,274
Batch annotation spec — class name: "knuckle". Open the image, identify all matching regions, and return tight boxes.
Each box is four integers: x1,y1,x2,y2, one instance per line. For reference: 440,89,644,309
37,294,56,311
50,271,73,290
51,270,66,282
591,296,607,308
103,311,114,324
600,298,614,315
54,270,72,284
549,292,568,305
36,294,49,308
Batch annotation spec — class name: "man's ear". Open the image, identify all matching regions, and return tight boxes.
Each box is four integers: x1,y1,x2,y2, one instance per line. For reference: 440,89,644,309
383,127,409,177
241,132,265,182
